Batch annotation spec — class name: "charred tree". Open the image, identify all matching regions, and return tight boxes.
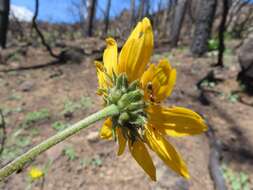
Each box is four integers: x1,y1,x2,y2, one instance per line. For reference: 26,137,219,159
216,0,231,67
238,39,253,94
160,0,171,38
0,0,10,48
103,0,111,36
137,0,145,21
86,0,97,37
170,0,189,47
130,0,136,28
144,0,150,17
191,0,217,56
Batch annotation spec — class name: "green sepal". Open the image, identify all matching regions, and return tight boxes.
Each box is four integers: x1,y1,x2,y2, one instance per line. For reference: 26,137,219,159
109,87,122,104
129,115,146,126
127,101,145,111
112,70,117,85
116,74,123,89
128,80,139,92
121,74,128,92
118,112,130,125
117,93,130,110
126,89,143,102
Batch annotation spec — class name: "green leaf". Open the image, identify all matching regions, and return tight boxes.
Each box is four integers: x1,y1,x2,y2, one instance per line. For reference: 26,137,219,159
24,109,50,126
52,121,67,132
15,136,31,147
63,147,77,161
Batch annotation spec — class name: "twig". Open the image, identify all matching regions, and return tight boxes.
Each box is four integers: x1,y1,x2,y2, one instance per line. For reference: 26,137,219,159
0,110,6,155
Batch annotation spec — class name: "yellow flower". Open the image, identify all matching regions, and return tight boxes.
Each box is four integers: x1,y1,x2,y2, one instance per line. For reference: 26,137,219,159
96,17,207,181
28,167,44,180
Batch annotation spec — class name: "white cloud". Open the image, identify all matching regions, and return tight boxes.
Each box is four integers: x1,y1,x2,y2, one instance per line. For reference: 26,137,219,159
10,4,33,22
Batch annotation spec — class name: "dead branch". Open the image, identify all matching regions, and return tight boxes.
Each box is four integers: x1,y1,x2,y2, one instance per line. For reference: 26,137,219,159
0,47,104,72
32,0,60,59
206,118,227,190
197,76,227,190
0,110,6,156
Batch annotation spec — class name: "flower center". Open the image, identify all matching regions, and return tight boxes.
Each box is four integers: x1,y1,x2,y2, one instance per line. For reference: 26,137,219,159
105,73,147,141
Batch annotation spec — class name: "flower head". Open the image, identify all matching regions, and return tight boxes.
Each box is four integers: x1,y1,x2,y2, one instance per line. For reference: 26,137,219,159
96,17,207,181
28,167,44,180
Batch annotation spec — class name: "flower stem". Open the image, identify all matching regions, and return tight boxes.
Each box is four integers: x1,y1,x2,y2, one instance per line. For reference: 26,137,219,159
0,104,119,181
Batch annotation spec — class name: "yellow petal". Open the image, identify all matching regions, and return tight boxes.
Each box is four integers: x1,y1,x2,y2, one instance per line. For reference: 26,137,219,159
145,126,190,178
99,118,113,139
118,17,153,82
129,139,156,181
116,127,126,156
103,38,118,75
95,61,108,90
147,105,208,137
141,59,176,102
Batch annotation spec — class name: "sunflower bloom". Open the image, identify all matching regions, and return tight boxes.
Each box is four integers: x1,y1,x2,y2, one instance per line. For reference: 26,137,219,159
96,17,207,181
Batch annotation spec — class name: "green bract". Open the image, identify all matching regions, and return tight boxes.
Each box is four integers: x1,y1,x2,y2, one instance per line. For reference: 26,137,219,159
105,73,147,142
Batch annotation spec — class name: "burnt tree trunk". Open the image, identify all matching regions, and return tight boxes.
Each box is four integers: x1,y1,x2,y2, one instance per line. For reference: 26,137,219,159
191,0,217,56
80,0,87,35
103,0,111,36
160,0,171,37
0,0,10,48
130,0,136,29
170,0,188,47
238,39,253,94
216,0,231,67
86,0,97,37
144,0,150,17
138,0,145,21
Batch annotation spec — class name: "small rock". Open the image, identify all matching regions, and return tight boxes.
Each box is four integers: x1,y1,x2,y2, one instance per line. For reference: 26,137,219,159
59,48,84,63
86,131,99,143
64,111,74,119
19,80,34,92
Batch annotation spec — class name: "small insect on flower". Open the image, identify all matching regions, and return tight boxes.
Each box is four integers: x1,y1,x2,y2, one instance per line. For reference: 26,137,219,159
28,167,44,180
95,17,208,181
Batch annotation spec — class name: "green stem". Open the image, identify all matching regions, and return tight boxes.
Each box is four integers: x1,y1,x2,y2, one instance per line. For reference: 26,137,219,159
0,104,119,181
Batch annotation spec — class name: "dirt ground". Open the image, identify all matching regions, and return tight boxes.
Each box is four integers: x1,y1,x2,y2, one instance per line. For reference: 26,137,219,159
0,40,252,190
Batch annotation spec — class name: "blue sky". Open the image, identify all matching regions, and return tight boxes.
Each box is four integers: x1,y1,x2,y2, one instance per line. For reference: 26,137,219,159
11,0,132,23
10,0,253,23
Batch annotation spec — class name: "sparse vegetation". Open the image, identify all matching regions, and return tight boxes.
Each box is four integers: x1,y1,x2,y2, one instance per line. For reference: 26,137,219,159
200,79,217,88
79,155,103,168
23,109,50,127
61,96,92,116
208,39,219,51
63,146,77,161
222,165,251,190
51,121,68,132
228,92,239,103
